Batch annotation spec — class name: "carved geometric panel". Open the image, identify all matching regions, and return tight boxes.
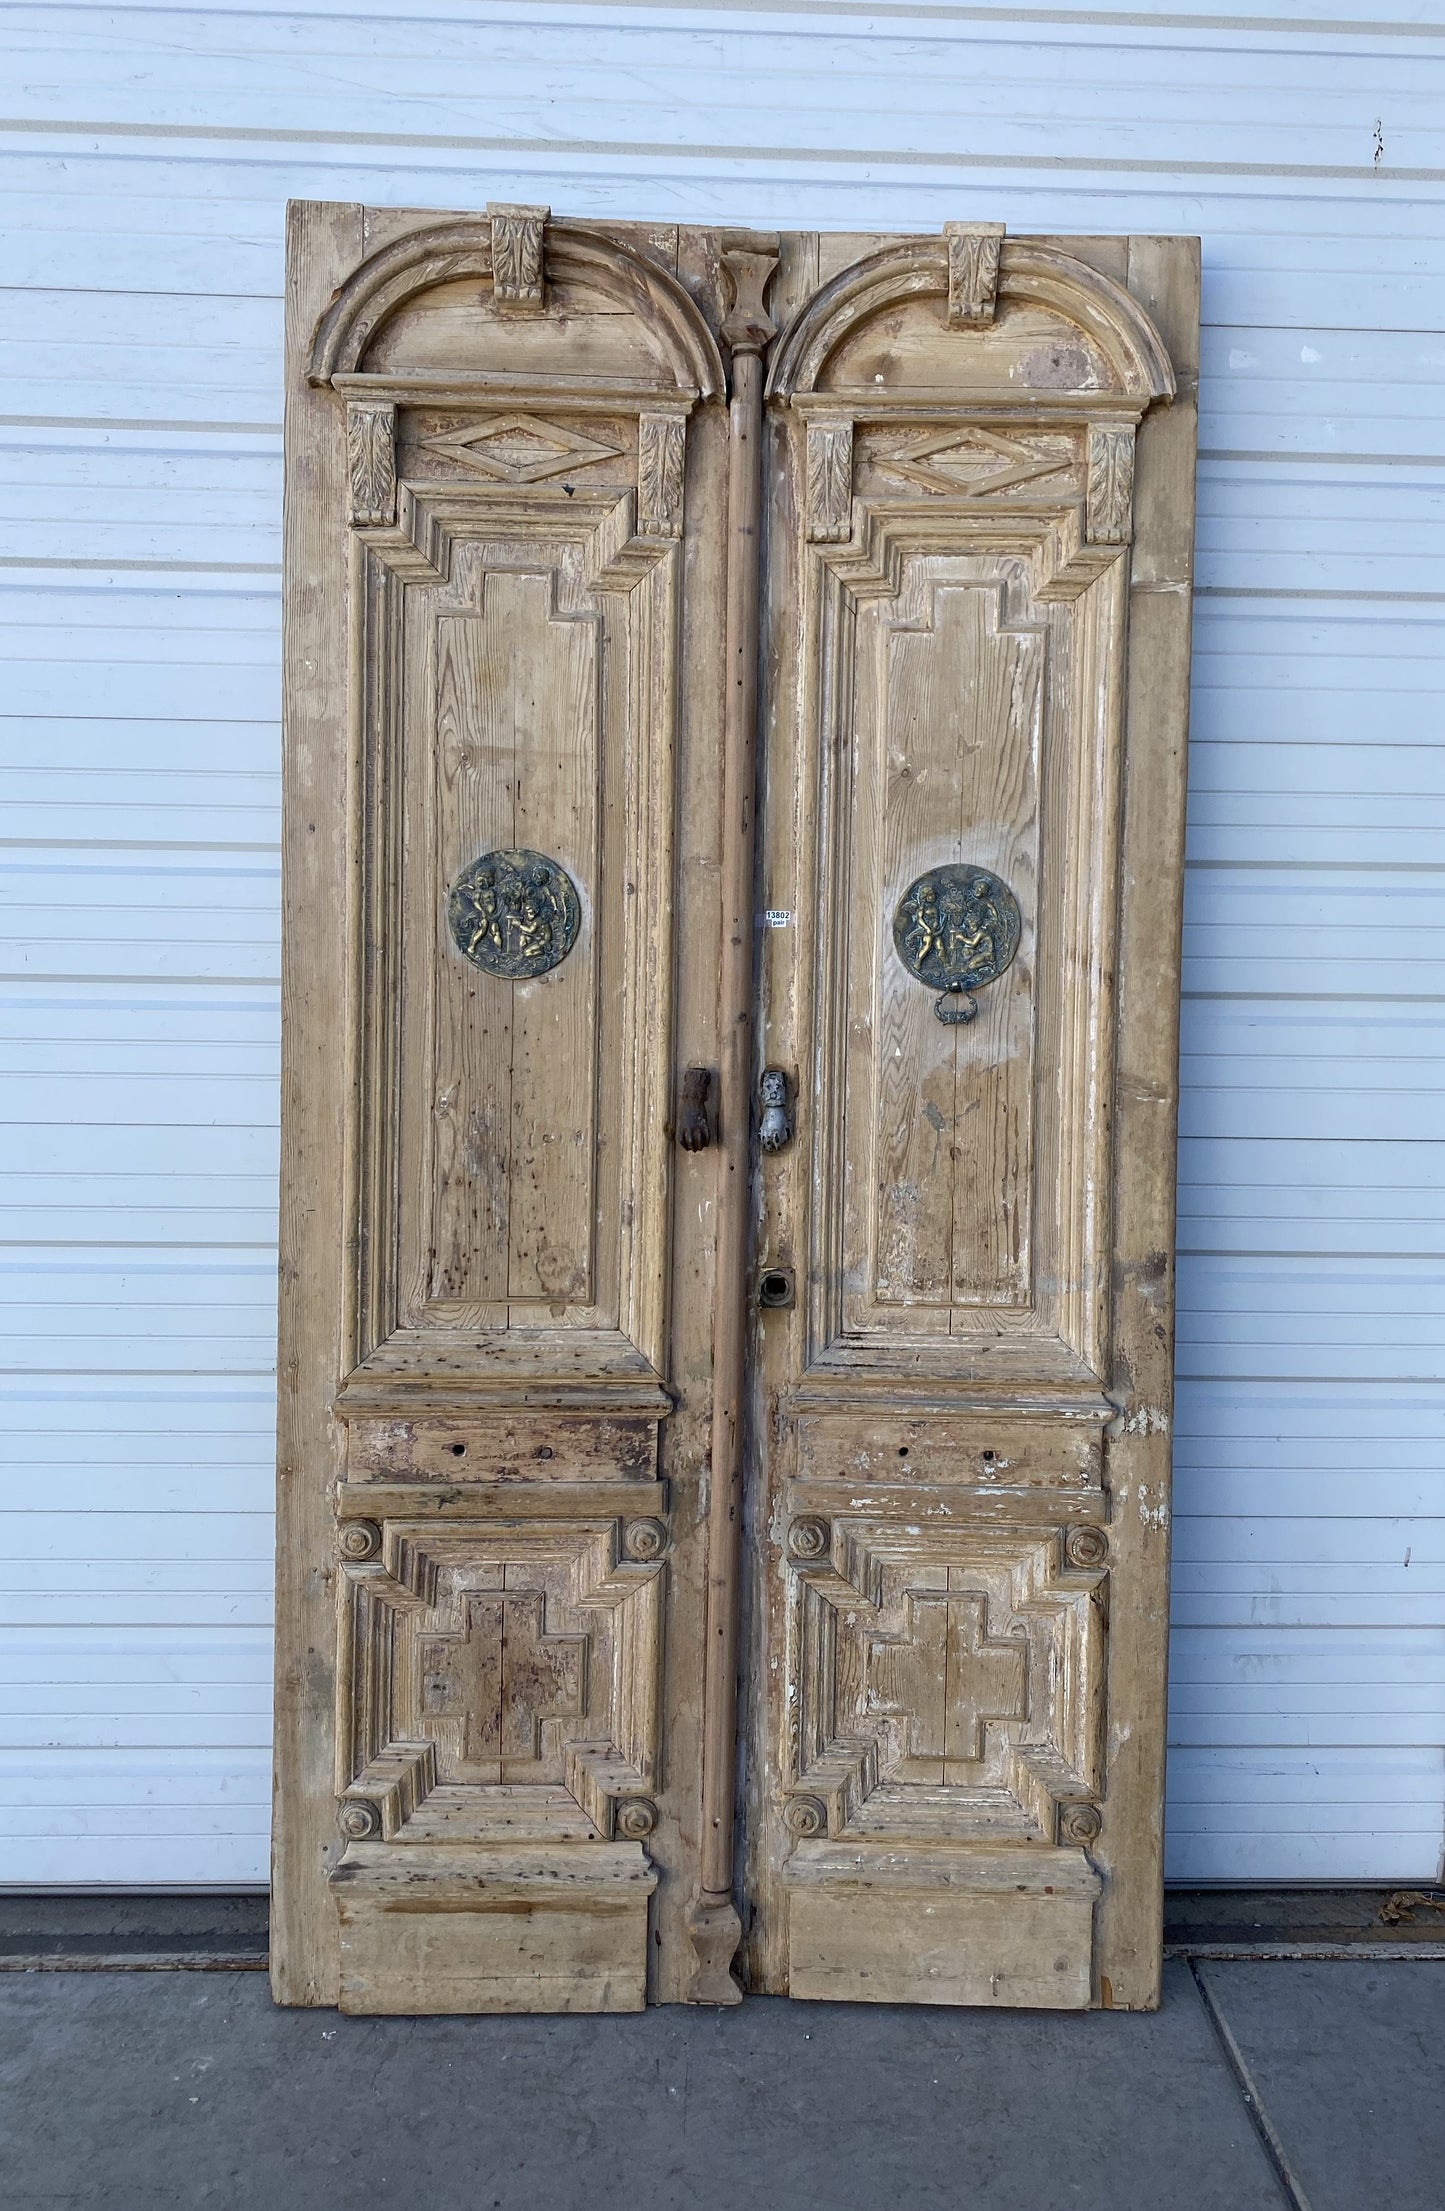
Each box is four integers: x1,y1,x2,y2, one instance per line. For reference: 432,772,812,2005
417,1591,588,1778
422,413,623,482
869,424,1080,501
338,1517,663,1844
785,1520,1106,1846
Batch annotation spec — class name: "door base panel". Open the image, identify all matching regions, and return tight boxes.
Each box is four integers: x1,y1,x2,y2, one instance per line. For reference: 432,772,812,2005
784,1845,1100,2009
332,1844,657,2015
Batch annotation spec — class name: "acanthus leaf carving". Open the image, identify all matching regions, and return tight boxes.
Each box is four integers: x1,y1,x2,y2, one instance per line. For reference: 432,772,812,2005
806,420,854,544
488,201,549,311
638,412,686,538
943,221,1006,329
347,399,396,528
1086,423,1136,545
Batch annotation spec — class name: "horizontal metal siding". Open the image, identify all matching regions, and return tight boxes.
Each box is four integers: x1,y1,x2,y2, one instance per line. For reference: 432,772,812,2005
1,0,1442,1886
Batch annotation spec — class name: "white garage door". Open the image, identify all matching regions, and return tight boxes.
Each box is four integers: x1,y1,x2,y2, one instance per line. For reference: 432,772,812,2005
1,0,1442,1887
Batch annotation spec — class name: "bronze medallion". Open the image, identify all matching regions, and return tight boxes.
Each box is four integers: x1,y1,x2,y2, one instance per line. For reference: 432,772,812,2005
893,863,1021,1025
447,847,581,979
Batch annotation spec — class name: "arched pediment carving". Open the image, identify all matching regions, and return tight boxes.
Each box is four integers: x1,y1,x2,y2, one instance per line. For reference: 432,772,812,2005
766,238,1175,404
308,218,725,398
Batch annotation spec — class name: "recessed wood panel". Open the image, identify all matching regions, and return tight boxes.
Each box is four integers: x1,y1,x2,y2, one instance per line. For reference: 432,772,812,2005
425,575,599,1313
350,463,688,1388
867,571,1043,1314
806,504,1124,1387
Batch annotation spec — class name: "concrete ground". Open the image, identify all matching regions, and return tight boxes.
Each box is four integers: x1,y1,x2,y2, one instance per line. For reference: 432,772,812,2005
1,1957,1442,2210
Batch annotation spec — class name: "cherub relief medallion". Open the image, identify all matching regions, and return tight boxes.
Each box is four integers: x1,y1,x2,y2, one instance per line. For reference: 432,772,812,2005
447,847,582,979
892,863,1022,1024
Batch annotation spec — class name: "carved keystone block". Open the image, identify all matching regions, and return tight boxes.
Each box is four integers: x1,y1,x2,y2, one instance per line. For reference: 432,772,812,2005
488,202,549,311
943,221,1006,328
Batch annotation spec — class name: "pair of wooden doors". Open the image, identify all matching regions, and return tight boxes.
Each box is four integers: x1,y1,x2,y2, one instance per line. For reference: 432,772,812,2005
274,203,1197,2014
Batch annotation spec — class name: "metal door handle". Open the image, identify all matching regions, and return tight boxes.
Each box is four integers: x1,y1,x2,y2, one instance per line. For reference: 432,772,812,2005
678,1065,713,1151
758,1067,793,1152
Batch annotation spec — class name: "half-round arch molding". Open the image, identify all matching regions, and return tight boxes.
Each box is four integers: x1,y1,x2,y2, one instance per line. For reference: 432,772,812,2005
766,238,1176,404
308,218,725,399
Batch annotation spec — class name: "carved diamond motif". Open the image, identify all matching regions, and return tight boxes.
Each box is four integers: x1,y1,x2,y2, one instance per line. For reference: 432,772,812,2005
875,425,1079,500
423,414,624,484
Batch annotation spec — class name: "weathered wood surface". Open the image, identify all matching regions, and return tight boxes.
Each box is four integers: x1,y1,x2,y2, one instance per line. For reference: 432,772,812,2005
276,208,1195,2013
743,227,1194,2011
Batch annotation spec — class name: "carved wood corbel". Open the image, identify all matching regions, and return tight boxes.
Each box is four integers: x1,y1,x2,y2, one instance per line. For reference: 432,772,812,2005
346,400,396,528
1085,422,1137,544
805,420,854,544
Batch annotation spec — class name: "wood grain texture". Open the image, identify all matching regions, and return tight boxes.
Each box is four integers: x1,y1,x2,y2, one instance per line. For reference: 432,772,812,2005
272,196,365,2009
1090,234,1200,2009
785,1843,1098,2007
333,1843,656,2014
279,213,1194,2015
687,233,779,2004
744,227,1194,2007
277,208,726,2012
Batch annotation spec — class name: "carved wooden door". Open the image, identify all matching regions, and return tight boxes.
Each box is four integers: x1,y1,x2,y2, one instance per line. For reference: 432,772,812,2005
275,206,1197,2016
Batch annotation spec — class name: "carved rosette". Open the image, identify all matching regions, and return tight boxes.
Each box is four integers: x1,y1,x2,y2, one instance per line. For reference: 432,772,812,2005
338,1519,382,1563
622,1517,668,1563
1065,1525,1110,1571
337,1798,381,1842
614,1798,658,1841
347,401,396,529
787,1517,831,1562
783,1795,827,1840
638,413,686,538
1058,1801,1103,1847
